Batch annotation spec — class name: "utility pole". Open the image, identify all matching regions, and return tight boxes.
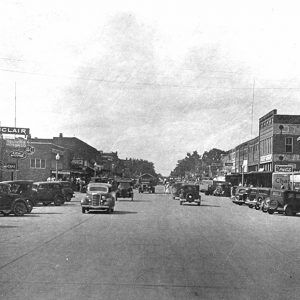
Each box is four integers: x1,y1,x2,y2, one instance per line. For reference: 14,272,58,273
250,79,255,138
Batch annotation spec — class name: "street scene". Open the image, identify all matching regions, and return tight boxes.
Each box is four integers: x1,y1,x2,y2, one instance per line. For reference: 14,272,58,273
1,191,299,300
1,1,300,299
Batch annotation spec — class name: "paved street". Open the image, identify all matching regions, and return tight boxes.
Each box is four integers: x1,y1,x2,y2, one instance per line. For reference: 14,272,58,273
0,192,299,300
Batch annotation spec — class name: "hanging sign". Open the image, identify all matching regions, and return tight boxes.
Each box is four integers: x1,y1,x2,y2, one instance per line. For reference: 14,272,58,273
9,151,27,159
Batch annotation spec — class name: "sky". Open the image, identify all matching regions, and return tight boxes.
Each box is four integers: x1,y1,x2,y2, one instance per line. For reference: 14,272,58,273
1,0,300,175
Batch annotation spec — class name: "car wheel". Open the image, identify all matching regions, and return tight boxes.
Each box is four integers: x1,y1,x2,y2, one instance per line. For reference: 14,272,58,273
255,205,260,210
82,207,86,214
13,201,27,216
66,194,72,202
284,205,295,216
197,202,200,206
179,201,183,205
267,209,274,215
2,212,10,216
54,196,63,206
43,201,51,206
248,204,253,209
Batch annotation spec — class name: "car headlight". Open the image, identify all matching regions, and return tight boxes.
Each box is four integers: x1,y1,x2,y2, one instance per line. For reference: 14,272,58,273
101,195,106,200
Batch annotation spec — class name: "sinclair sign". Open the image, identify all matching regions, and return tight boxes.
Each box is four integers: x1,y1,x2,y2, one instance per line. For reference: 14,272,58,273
0,127,30,135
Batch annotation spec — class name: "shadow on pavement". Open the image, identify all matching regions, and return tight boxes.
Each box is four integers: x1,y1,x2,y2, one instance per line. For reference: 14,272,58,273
88,210,137,215
0,225,19,228
117,199,148,202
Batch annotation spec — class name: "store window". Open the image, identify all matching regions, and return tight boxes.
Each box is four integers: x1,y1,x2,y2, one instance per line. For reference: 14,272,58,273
285,137,293,153
30,158,46,169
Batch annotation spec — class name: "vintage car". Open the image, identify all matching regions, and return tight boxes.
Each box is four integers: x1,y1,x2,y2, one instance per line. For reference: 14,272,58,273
0,183,32,216
245,187,271,210
58,181,75,202
179,184,201,206
0,180,35,212
232,186,250,205
32,182,65,206
138,181,155,193
81,182,115,213
116,180,133,201
265,189,300,216
171,182,183,199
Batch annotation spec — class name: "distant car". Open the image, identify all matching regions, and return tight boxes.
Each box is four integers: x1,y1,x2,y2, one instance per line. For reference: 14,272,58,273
171,182,183,199
179,184,201,206
0,183,31,216
0,180,35,212
32,182,65,206
81,182,115,214
138,182,155,193
58,181,74,202
245,187,271,210
265,189,300,216
232,186,250,205
116,180,133,201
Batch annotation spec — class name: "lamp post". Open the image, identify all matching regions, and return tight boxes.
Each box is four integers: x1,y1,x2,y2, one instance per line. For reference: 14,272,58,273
55,153,60,181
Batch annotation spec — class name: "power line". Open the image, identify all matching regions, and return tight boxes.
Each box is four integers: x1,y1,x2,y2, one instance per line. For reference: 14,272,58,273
1,66,300,90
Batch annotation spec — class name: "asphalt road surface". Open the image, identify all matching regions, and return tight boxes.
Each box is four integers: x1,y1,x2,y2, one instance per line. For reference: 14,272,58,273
0,192,299,300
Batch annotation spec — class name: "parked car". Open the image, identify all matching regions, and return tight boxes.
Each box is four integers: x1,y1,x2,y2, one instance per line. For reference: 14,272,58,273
232,186,250,205
32,182,65,206
0,183,32,216
0,180,35,212
58,181,75,202
116,180,133,201
245,187,271,210
179,184,201,206
265,189,300,216
171,182,183,199
81,182,115,213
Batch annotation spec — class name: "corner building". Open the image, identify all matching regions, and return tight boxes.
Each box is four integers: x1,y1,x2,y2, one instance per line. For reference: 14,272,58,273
221,109,300,186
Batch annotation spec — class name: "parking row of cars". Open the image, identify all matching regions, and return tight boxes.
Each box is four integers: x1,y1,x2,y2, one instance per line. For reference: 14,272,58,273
0,180,74,217
232,186,300,216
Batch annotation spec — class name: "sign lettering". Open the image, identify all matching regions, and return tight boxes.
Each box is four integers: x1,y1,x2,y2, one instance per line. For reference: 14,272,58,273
0,127,30,135
9,151,27,159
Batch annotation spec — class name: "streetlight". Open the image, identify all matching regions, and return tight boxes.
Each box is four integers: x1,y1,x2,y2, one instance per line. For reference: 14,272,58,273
55,153,60,181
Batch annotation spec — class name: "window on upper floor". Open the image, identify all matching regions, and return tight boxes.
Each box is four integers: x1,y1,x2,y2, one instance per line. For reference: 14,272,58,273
30,158,46,169
285,137,293,153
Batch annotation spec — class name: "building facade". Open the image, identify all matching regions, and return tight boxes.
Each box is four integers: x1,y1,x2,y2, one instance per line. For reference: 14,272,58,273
221,109,300,186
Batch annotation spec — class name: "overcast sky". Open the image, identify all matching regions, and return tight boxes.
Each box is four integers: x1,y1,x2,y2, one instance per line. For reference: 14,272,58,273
1,0,300,175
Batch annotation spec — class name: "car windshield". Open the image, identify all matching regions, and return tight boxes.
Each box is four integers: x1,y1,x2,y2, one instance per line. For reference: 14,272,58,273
119,183,130,188
89,186,108,192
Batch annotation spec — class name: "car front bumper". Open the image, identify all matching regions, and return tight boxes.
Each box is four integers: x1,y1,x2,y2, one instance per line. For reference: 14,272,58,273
81,205,110,210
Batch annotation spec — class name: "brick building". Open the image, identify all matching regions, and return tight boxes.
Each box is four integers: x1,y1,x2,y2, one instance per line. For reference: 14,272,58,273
221,109,300,186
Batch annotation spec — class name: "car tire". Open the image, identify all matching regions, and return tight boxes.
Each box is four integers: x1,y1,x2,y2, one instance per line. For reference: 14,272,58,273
197,202,200,206
248,204,253,209
2,212,10,216
284,205,295,216
43,201,51,206
54,196,63,206
82,207,86,214
255,205,260,210
13,201,27,216
179,201,183,205
267,209,274,215
66,194,72,202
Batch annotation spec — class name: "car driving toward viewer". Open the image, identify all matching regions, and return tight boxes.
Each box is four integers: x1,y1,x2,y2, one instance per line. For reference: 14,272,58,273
81,182,116,214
